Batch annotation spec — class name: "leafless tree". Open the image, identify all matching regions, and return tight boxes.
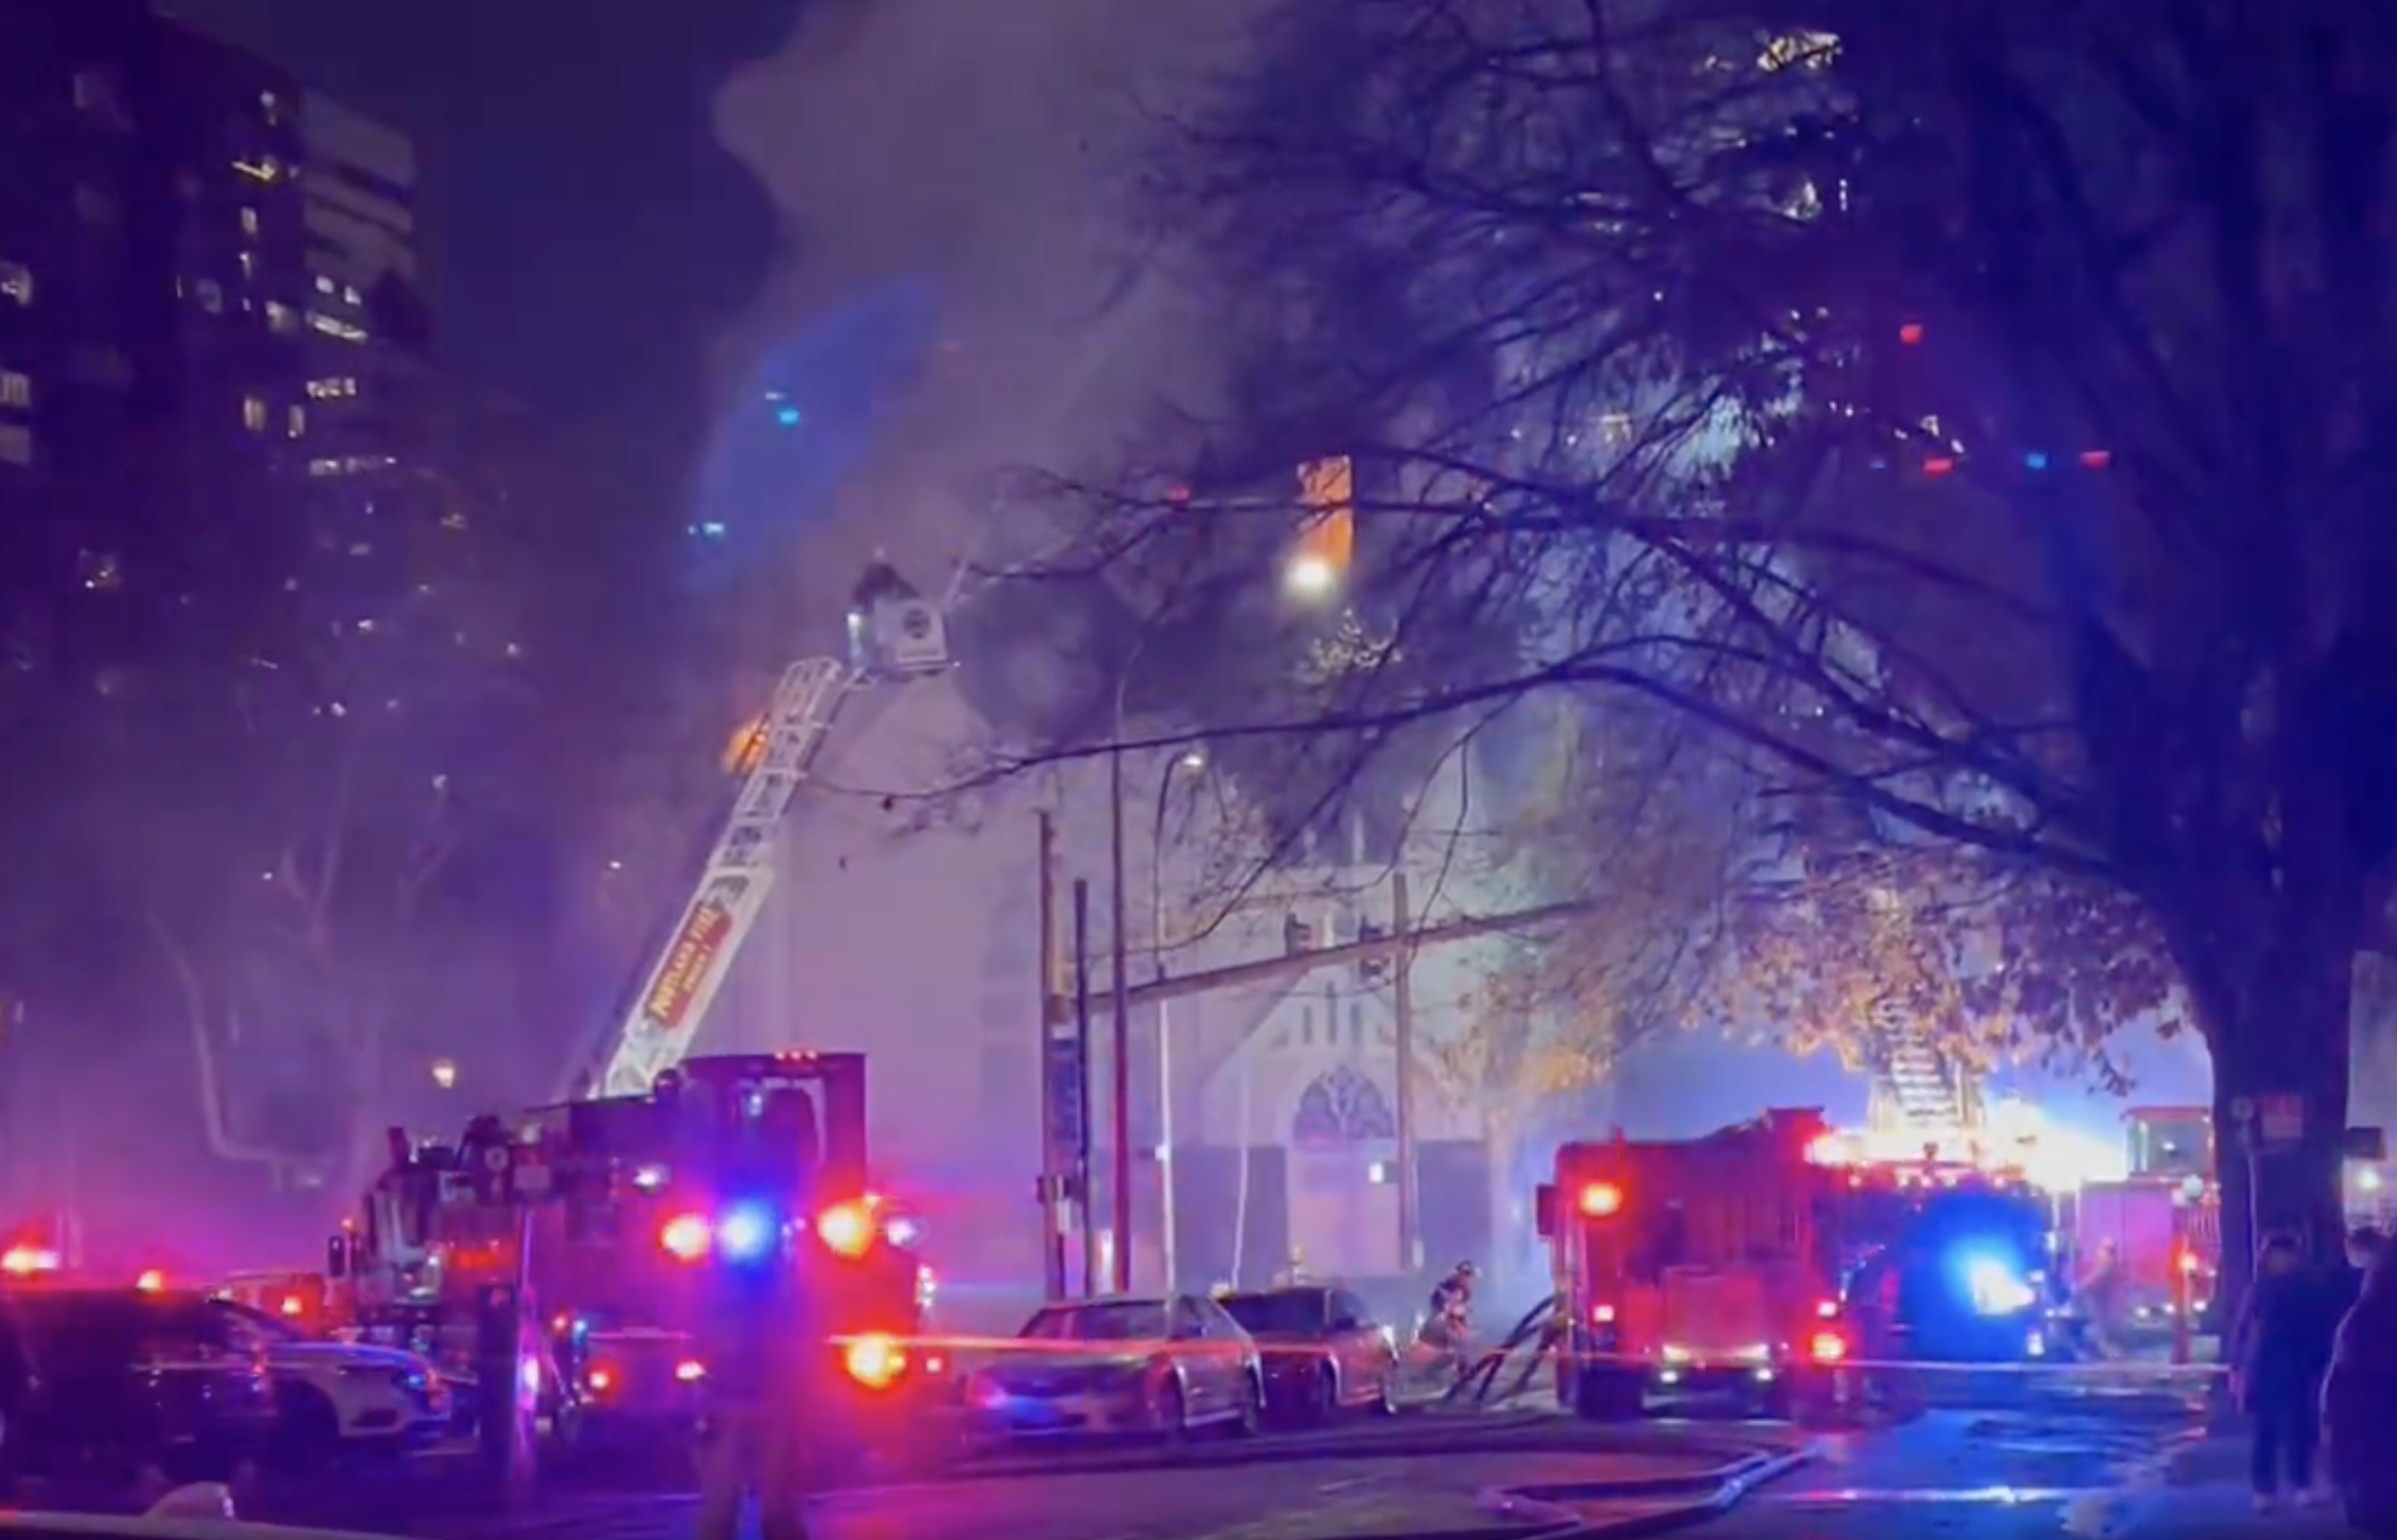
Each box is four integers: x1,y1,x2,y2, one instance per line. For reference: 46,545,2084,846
1089,0,2397,1301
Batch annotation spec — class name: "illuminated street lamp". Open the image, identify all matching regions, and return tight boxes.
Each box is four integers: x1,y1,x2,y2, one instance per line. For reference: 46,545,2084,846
430,1058,458,1091
1282,552,1341,600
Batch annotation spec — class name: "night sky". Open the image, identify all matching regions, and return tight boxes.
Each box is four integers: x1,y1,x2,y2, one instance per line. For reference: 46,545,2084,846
169,0,796,498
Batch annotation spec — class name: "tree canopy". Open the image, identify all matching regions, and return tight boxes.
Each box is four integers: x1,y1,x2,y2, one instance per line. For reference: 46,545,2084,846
1095,0,2397,1273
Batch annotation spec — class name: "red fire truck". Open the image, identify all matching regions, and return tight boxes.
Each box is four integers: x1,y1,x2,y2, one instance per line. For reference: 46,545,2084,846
330,1051,947,1466
1537,1110,1849,1421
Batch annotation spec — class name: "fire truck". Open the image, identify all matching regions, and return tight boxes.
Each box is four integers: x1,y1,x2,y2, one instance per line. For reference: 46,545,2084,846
1538,1111,2060,1420
1537,1110,1850,1421
329,1052,948,1468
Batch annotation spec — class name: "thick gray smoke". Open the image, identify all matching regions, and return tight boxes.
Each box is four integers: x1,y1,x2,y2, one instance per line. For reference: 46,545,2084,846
712,0,1255,619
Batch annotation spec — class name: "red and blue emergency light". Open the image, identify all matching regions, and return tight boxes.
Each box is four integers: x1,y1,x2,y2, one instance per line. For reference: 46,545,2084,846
657,1196,895,1265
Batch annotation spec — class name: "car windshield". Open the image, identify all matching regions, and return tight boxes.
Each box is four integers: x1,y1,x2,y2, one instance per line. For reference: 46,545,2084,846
1019,1301,1168,1342
1219,1289,1327,1337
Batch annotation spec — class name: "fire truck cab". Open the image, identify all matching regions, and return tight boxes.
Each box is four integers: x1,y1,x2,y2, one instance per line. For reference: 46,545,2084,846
1537,1110,1846,1422
329,1051,946,1466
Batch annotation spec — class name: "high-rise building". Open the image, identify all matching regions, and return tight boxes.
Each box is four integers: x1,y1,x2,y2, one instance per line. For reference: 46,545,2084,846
0,0,433,718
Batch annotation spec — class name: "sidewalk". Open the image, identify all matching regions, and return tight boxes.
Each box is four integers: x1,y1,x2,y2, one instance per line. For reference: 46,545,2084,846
2071,1426,2358,1539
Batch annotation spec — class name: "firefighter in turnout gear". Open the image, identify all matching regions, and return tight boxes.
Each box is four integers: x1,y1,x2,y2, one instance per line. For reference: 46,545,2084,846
683,1074,828,1540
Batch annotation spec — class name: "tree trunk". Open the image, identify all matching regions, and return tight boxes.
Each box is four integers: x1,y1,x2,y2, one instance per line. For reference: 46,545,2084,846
2187,900,2356,1341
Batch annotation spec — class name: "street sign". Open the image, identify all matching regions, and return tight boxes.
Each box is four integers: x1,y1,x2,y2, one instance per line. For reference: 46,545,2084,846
2260,1093,2304,1149
1044,1035,1088,1166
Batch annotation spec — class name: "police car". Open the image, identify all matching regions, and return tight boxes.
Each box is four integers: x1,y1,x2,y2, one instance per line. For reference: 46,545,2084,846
202,1300,450,1459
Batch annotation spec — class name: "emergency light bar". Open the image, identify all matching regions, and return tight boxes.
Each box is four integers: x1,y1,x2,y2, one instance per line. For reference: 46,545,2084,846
657,1195,899,1264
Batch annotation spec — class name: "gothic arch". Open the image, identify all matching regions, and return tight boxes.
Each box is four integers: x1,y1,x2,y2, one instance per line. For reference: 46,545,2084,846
1290,1064,1397,1144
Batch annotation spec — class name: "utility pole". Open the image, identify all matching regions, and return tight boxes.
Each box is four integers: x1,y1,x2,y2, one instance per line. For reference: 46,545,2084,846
1392,872,1421,1274
1072,880,1099,1296
1035,812,1067,1301
1109,745,1133,1293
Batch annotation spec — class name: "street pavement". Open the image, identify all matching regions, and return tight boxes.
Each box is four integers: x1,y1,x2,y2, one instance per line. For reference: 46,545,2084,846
228,1410,1763,1540
1676,1366,2219,1540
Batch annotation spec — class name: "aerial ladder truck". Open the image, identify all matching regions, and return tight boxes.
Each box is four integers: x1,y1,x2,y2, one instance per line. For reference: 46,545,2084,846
567,557,955,1101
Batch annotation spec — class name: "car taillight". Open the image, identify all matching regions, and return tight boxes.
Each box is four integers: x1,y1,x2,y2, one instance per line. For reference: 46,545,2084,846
843,1334,905,1389
1809,1331,1847,1362
587,1364,617,1395
660,1212,713,1263
816,1202,875,1259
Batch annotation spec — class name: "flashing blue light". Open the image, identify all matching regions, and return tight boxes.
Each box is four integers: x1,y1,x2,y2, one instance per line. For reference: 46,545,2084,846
2025,451,2049,471
717,1202,778,1263
1956,1248,2038,1316
776,407,803,426
696,520,728,540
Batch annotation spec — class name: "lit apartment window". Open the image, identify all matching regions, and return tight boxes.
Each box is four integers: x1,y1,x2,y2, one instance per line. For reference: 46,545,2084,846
286,405,306,437
260,90,282,123
342,285,362,307
0,372,27,410
0,424,31,466
0,261,30,306
314,274,336,296
305,377,356,400
241,395,267,432
77,550,121,591
238,251,256,280
194,278,223,314
240,207,259,238
308,313,367,344
266,301,296,333
232,155,280,184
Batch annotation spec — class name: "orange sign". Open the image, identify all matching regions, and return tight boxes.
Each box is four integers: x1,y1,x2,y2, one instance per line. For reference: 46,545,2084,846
645,897,735,1032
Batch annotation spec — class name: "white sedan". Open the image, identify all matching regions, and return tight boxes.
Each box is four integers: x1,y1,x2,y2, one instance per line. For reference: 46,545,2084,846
206,1302,450,1460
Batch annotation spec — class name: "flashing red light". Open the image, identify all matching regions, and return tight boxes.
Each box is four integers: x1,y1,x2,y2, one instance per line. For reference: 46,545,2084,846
660,1212,713,1263
843,1334,905,1389
1,1246,59,1276
1923,456,1958,478
816,1201,876,1259
1809,1331,1847,1362
674,1359,707,1383
135,1269,167,1293
2080,449,2112,470
1816,1299,1839,1320
1590,1303,1618,1325
587,1365,616,1394
279,1294,305,1317
1578,1182,1624,1218
1898,323,1924,345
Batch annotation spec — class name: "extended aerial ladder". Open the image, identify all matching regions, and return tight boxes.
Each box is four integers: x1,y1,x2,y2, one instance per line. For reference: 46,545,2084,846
568,560,954,1101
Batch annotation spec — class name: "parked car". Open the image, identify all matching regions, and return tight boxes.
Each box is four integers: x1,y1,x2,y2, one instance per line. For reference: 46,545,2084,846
203,1300,449,1462
1217,1284,1401,1423
0,1287,277,1493
965,1294,1263,1442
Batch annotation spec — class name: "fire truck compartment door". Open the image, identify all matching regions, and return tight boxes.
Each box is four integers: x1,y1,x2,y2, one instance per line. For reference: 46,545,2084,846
1660,1269,1772,1359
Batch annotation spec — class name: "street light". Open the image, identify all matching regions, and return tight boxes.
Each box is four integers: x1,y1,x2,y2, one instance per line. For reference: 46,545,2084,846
1282,552,1340,600
1150,748,1208,1292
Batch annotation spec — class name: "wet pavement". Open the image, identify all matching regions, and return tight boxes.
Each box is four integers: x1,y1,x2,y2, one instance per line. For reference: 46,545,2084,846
1687,1374,2213,1540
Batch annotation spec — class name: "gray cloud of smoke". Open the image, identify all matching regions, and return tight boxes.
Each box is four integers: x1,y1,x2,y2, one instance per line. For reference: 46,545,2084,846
711,0,1257,622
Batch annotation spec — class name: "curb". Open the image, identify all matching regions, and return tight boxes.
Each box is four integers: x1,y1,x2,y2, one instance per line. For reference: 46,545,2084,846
1478,1443,1815,1537
918,1408,1561,1485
